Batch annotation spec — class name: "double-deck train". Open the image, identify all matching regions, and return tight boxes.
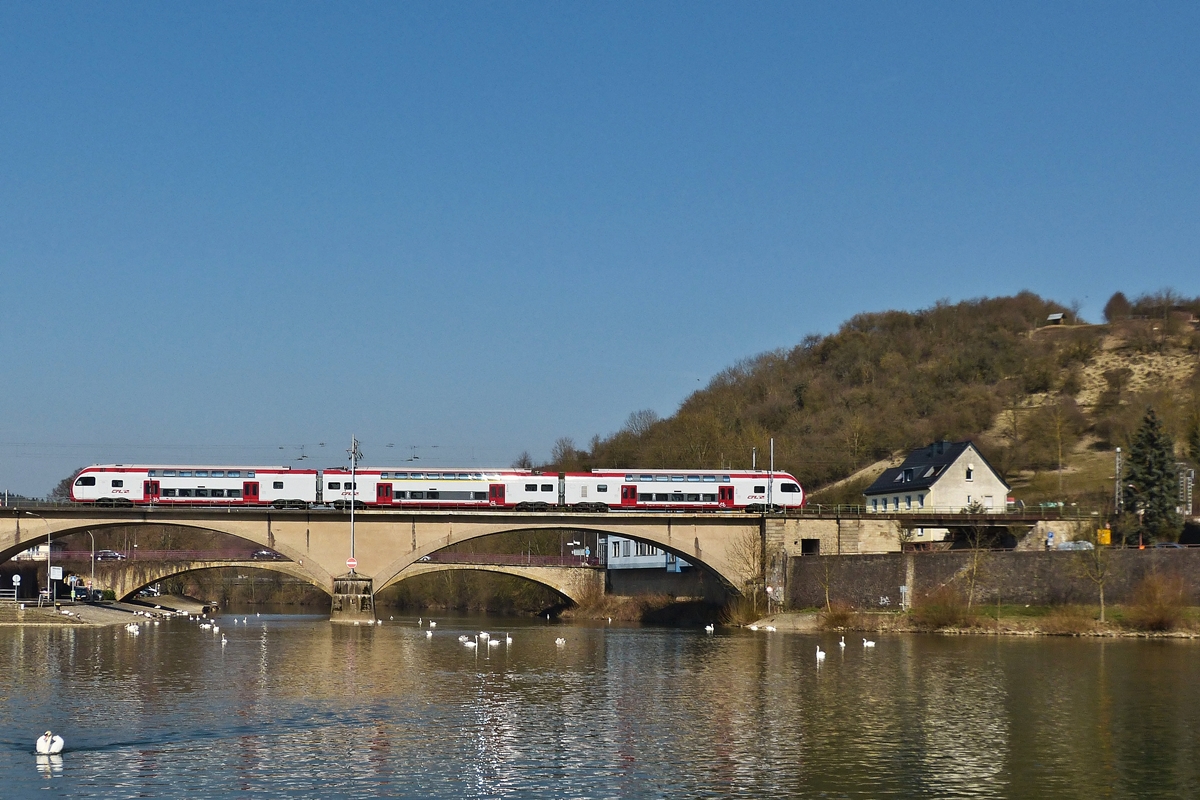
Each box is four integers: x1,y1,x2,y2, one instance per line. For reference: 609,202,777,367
70,464,805,512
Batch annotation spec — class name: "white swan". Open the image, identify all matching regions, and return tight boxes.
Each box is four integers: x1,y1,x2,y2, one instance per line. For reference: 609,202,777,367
555,637,566,646
748,624,759,631
428,621,436,628
505,634,513,645
36,731,64,755
221,635,227,646
488,638,501,647
863,638,875,648
425,630,433,639
765,625,777,632
704,624,715,634
839,636,846,649
464,639,477,649
816,646,826,662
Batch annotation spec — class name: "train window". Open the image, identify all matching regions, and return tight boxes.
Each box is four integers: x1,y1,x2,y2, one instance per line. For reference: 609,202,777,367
247,471,255,478
686,493,699,501
195,489,209,498
328,482,341,490
702,475,716,482
228,471,240,478
754,485,766,493
654,493,668,501
458,473,470,479
780,483,800,493
273,481,284,490
473,492,487,500
409,472,424,479
163,470,177,477
671,476,685,482
670,493,683,501
639,475,653,482
655,475,670,482
471,473,482,479
211,471,224,478
427,491,440,499
625,474,634,481
394,473,408,479
179,471,193,477
541,484,554,492
597,484,607,492
111,479,123,488
228,489,241,497
380,472,388,479
345,482,355,490
178,489,194,497
391,491,404,499
687,475,701,482
195,471,208,478
522,483,535,491
162,488,177,497
148,470,157,477
638,493,653,501
702,493,717,502
210,489,225,497
75,476,96,486
410,491,424,499
721,476,730,482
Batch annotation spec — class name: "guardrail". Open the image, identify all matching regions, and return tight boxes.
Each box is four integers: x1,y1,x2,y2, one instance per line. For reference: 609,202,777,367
424,552,602,568
54,550,267,561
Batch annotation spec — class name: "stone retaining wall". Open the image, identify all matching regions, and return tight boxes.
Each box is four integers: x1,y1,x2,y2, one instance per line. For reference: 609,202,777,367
786,548,1200,609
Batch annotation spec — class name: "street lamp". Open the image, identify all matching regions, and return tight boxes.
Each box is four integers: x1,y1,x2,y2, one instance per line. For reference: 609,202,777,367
86,530,95,598
22,511,51,604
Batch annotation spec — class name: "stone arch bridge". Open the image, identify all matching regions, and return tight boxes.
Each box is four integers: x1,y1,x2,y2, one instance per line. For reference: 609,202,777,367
2,507,770,604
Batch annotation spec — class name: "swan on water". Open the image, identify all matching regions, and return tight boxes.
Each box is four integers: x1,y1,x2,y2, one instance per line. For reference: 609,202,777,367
479,631,490,640
555,637,566,646
764,626,777,632
221,635,227,646
425,630,433,639
748,625,759,631
36,731,64,755
816,646,826,662
704,624,715,634
464,639,477,649
839,636,846,649
505,634,513,645
428,621,436,628
488,638,501,647
458,635,468,642
863,638,875,648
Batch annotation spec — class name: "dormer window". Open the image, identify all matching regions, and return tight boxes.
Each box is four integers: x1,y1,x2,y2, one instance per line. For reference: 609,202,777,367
903,468,913,482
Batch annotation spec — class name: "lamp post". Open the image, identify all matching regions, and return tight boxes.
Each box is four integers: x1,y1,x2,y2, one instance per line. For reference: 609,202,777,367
22,512,51,604
86,530,95,597
348,436,362,572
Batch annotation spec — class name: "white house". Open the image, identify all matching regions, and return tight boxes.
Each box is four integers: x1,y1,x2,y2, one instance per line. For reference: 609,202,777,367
864,440,1010,543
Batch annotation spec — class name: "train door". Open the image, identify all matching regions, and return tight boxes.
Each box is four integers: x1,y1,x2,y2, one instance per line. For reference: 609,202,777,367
243,481,260,504
489,484,505,506
718,486,734,508
143,480,160,503
621,485,638,507
377,483,393,504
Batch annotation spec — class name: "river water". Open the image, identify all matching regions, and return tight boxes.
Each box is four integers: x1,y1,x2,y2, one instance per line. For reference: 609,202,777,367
2,613,1199,799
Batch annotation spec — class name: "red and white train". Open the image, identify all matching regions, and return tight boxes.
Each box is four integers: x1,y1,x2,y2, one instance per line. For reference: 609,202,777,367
70,465,805,512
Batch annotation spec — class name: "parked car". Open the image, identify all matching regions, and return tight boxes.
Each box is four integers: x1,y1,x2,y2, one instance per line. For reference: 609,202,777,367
252,549,283,560
1154,542,1185,549
1056,541,1094,551
71,586,101,602
95,549,126,561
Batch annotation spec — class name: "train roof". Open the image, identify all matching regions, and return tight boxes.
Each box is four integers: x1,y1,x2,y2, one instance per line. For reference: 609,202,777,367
82,464,316,472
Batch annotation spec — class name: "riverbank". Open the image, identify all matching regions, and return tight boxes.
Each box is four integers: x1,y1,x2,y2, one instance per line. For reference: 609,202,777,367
0,594,211,627
751,608,1200,638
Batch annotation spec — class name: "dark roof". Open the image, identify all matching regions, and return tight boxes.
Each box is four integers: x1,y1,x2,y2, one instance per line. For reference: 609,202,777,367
863,440,1008,496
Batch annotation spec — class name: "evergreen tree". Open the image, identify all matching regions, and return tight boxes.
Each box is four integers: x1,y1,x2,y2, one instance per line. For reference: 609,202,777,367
1187,419,1200,467
1122,408,1181,543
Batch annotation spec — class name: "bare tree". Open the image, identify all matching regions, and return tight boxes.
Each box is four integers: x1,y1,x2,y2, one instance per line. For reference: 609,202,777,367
959,501,990,613
1073,530,1115,623
48,468,84,501
726,527,765,615
550,437,577,468
512,451,534,469
623,409,660,437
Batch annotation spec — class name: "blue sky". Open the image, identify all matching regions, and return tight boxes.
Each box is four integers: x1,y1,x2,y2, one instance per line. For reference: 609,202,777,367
2,2,1198,496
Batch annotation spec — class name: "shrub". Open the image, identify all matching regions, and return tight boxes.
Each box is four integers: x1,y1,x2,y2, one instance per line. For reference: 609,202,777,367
1124,573,1188,632
818,603,857,630
911,585,969,630
1039,605,1097,636
721,594,766,626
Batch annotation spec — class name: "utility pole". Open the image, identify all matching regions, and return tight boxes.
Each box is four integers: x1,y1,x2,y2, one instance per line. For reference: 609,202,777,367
768,438,774,510
348,436,362,571
1114,447,1123,514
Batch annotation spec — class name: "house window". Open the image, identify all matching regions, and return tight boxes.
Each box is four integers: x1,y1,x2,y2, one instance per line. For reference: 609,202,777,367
622,541,630,558
918,494,925,508
966,465,974,481
905,495,912,509
871,498,878,511
612,541,620,559
893,497,899,509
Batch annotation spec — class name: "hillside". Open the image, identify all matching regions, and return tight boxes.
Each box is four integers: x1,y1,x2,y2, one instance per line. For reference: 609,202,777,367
546,291,1200,512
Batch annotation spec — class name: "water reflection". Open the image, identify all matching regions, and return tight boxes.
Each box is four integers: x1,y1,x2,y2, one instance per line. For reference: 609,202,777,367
2,617,1199,798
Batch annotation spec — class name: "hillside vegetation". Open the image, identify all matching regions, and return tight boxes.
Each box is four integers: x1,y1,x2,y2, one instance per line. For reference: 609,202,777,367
546,291,1200,511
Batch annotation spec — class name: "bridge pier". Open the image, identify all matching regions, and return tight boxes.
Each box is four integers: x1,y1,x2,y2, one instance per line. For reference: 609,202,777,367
331,573,375,624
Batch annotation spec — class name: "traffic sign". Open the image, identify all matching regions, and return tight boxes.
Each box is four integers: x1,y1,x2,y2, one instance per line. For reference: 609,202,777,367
12,575,20,585
346,557,357,571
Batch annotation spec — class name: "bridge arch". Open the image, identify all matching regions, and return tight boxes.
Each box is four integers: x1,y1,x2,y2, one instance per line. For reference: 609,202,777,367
108,561,325,603
377,562,601,605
